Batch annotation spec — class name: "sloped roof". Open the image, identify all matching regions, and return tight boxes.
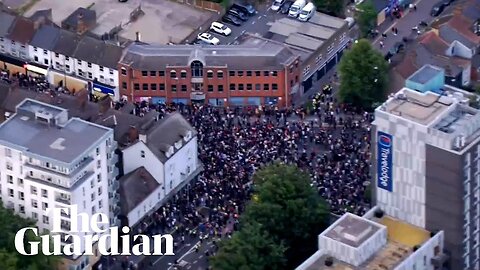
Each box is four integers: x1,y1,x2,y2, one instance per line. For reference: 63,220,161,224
30,24,61,50
7,17,35,44
118,167,160,216
0,11,16,37
440,15,480,48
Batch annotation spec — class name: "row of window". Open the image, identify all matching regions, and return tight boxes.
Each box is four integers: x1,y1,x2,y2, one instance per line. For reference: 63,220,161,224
52,53,114,73
129,83,279,92
130,69,280,78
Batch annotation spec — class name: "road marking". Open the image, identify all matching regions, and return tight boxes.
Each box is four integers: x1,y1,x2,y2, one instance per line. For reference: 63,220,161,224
252,20,255,24
187,266,191,269
153,244,189,265
199,255,203,259
241,30,246,34
193,260,198,264
267,7,271,11
166,241,201,270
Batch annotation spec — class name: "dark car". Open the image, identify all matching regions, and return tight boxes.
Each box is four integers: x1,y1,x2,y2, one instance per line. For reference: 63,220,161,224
228,8,248,21
389,42,405,54
280,0,294,14
222,14,242,26
231,3,256,16
431,1,446,16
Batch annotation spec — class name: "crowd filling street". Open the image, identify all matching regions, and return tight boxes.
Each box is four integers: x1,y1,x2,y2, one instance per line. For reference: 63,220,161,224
108,80,373,269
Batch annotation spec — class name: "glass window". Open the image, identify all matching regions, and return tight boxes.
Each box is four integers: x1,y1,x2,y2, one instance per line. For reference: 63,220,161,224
238,71,244,77
181,70,187,78
170,70,177,78
246,84,252,90
217,71,224,78
142,71,148,76
255,71,261,76
208,85,214,92
229,84,235,91
238,84,244,91
229,71,235,76
150,71,156,76
246,71,252,76
150,83,157,90
133,83,140,90
191,61,203,77
272,71,278,77
142,83,148,90
255,84,261,90
181,85,187,92
171,85,177,92
218,85,224,92
121,68,127,75
159,70,165,76
272,84,278,90
264,84,270,90
264,71,269,76
207,70,214,78
159,84,165,90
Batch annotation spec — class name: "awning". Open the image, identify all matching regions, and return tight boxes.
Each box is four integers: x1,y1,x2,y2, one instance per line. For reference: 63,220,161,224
0,53,27,67
190,92,205,100
25,63,48,75
92,82,115,96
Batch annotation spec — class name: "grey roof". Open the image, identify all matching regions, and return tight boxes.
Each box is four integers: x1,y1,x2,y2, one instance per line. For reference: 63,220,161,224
29,9,52,22
119,41,297,70
52,29,82,56
414,45,463,77
461,2,480,22
0,99,111,164
439,24,476,49
0,11,15,37
118,167,160,216
69,35,124,69
145,112,196,163
30,24,61,50
370,0,388,13
473,54,480,69
308,12,346,29
62,7,96,28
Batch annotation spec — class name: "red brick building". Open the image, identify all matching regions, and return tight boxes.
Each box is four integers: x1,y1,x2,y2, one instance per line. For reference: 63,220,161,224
118,38,300,107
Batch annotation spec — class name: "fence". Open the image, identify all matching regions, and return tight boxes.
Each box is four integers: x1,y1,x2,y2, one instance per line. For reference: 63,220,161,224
176,0,223,13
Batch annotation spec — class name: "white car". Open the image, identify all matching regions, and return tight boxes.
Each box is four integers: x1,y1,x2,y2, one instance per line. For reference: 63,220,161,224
210,22,232,36
197,33,220,45
271,0,284,11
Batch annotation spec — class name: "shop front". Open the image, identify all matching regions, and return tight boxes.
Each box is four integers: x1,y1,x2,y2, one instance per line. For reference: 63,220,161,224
246,97,261,106
229,97,245,106
264,97,279,106
208,98,227,106
171,98,188,105
0,53,27,75
50,71,87,94
190,92,206,104
90,80,117,101
24,62,48,77
152,96,167,104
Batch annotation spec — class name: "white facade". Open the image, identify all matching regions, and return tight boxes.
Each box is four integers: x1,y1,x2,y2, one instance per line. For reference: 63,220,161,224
29,45,51,67
395,231,445,270
122,131,199,227
0,99,118,268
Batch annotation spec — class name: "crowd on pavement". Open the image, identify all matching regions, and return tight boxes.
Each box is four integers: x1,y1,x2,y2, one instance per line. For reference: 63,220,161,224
111,82,373,269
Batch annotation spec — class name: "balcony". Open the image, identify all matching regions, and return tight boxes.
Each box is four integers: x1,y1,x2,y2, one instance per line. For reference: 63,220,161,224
107,141,118,153
55,196,71,205
111,179,119,191
24,157,94,186
113,205,121,216
191,77,203,83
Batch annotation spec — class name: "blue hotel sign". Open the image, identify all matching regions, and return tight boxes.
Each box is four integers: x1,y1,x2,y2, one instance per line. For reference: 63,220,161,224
377,131,393,192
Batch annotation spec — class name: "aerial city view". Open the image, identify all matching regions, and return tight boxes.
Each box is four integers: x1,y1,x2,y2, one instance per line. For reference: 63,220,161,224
0,0,477,269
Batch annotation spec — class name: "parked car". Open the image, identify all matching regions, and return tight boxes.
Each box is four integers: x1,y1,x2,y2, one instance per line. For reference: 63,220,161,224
231,3,256,16
228,8,248,21
210,22,232,36
197,33,220,45
389,42,405,54
271,0,285,11
222,14,242,26
280,0,294,14
431,1,446,16
288,0,307,17
298,2,315,21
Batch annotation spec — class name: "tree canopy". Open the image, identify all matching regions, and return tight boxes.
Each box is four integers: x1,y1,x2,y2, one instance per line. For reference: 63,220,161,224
211,163,330,270
356,0,377,37
0,203,58,270
314,0,344,17
338,39,389,110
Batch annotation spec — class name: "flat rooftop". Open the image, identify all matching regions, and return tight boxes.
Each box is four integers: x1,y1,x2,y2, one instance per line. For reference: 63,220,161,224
0,99,111,164
408,65,443,85
380,88,452,126
324,213,382,248
374,216,431,248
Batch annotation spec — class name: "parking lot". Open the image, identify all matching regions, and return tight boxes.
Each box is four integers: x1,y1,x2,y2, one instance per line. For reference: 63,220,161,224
24,0,215,44
190,1,297,45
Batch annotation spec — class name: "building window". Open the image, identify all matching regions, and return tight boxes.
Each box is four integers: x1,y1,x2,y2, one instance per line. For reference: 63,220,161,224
34,56,38,62
159,84,165,91
142,83,148,90
134,83,140,90
150,71,156,76
141,70,148,76
41,189,48,198
42,202,48,210
272,84,278,90
87,72,93,79
78,69,84,77
19,192,24,201
246,71,252,76
230,84,235,91
264,71,269,76
208,85,214,92
150,83,157,90
171,85,177,92
6,162,12,170
32,199,37,208
255,84,261,91
43,215,49,225
18,178,23,186
7,175,13,184
246,84,252,91
207,70,214,78
87,62,92,68
315,55,323,64
255,71,261,76
31,186,37,195
140,150,145,158
55,53,59,58
170,70,177,78
77,59,82,65
238,71,244,77
43,49,47,55
33,47,38,52
121,67,127,76
272,71,278,77
44,59,49,65
159,70,165,76
8,188,13,197
181,85,187,92
5,148,11,157
238,84,244,91
229,71,235,76
217,71,224,78
122,82,127,89
218,85,224,92
191,61,203,77
264,84,270,90
99,66,104,72
181,70,187,78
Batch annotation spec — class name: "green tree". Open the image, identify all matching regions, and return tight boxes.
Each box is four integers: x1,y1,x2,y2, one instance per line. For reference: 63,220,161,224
210,222,286,270
356,0,377,37
0,203,58,270
238,163,329,269
314,0,344,17
338,39,389,110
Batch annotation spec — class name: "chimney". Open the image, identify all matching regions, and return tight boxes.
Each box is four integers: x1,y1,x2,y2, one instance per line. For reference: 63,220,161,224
135,31,141,42
128,126,139,142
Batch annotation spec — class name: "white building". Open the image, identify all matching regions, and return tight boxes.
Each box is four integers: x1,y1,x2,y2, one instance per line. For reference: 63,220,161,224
0,99,119,270
296,207,446,270
373,65,480,269
118,112,201,227
28,24,60,76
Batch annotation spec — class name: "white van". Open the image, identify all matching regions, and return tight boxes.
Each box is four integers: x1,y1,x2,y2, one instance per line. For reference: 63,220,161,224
298,2,315,21
288,0,306,17
344,17,355,28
